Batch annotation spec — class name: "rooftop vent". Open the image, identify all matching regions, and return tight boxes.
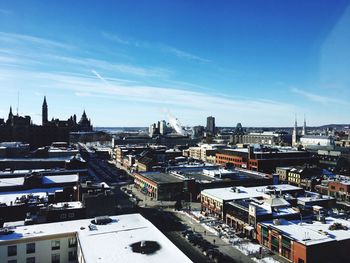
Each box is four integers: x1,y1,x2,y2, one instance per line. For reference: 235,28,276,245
0,228,14,235
92,216,112,225
329,222,348,231
273,219,281,225
231,187,240,193
130,240,161,255
88,224,97,231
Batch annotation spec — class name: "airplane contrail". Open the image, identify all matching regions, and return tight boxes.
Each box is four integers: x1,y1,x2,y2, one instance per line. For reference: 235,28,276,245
91,69,112,87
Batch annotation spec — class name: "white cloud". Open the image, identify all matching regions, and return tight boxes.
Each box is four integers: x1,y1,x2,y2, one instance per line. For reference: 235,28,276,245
101,32,130,45
101,31,210,63
0,68,295,124
160,46,211,63
0,31,74,50
290,87,348,105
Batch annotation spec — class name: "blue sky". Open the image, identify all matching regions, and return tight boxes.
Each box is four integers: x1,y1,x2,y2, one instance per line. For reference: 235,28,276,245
0,0,349,127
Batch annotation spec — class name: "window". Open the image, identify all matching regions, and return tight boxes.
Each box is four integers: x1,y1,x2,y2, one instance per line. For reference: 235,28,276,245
8,260,17,263
8,245,17,257
26,257,35,263
51,254,60,263
27,243,35,254
60,214,67,219
68,237,77,248
51,240,60,250
68,250,77,261
68,212,75,218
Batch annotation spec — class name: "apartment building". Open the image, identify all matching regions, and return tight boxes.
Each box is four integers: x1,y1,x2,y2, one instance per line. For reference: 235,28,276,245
0,214,191,263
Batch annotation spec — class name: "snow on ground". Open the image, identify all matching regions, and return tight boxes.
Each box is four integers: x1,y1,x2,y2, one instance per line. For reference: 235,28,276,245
181,210,283,263
233,242,261,256
252,257,282,263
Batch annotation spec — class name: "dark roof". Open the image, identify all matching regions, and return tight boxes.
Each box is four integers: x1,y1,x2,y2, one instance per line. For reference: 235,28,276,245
137,172,183,184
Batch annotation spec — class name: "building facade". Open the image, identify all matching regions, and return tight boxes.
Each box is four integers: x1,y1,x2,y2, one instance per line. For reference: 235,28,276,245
206,116,216,135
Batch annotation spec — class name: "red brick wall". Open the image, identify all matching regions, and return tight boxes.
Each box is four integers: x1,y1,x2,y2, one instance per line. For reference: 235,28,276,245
329,181,350,193
292,241,306,263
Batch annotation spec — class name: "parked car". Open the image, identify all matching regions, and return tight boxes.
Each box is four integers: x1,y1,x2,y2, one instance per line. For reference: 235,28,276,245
182,229,193,237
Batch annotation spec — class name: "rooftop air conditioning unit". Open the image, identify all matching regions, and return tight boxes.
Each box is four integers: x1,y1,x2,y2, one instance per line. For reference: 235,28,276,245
273,219,281,225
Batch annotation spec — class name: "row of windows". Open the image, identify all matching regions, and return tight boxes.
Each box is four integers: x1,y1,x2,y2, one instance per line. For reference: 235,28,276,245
59,212,76,220
7,237,76,257
8,251,77,263
289,173,300,178
218,156,242,163
288,177,300,183
330,185,346,192
8,258,35,263
201,196,221,207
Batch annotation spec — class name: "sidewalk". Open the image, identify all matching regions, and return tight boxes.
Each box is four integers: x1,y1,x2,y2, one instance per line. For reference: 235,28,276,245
175,211,287,263
174,211,255,263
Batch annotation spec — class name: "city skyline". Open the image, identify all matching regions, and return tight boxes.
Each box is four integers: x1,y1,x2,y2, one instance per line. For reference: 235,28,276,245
1,1,350,127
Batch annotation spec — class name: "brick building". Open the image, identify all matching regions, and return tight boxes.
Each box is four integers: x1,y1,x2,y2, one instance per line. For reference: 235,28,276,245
200,184,303,219
133,172,190,201
216,147,312,173
257,217,350,263
315,176,350,203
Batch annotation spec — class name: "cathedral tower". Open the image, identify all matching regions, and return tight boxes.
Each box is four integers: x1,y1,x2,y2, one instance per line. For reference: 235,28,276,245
292,116,298,146
42,96,48,126
302,116,306,136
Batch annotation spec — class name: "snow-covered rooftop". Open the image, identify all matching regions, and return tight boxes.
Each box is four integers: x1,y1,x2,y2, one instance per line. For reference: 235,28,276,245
0,177,24,187
201,184,302,202
0,214,191,263
42,174,79,184
48,201,83,210
260,217,350,246
297,191,334,203
0,188,63,205
0,174,78,188
48,147,79,153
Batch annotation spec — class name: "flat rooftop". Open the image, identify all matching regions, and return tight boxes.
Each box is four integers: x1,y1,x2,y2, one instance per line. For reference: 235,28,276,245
0,187,63,205
0,169,88,179
170,170,218,183
260,217,350,246
0,157,74,162
219,148,305,155
0,174,78,188
201,184,302,202
137,172,183,184
297,191,334,203
0,214,191,263
48,201,83,210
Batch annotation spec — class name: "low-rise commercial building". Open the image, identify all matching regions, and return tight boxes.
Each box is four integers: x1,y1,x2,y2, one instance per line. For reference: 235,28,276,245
216,147,311,174
287,166,323,190
133,172,185,201
225,195,299,239
315,176,350,203
276,167,291,183
200,184,303,219
257,217,350,263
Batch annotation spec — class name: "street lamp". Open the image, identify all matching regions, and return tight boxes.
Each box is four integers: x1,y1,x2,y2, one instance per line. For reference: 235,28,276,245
73,186,78,201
